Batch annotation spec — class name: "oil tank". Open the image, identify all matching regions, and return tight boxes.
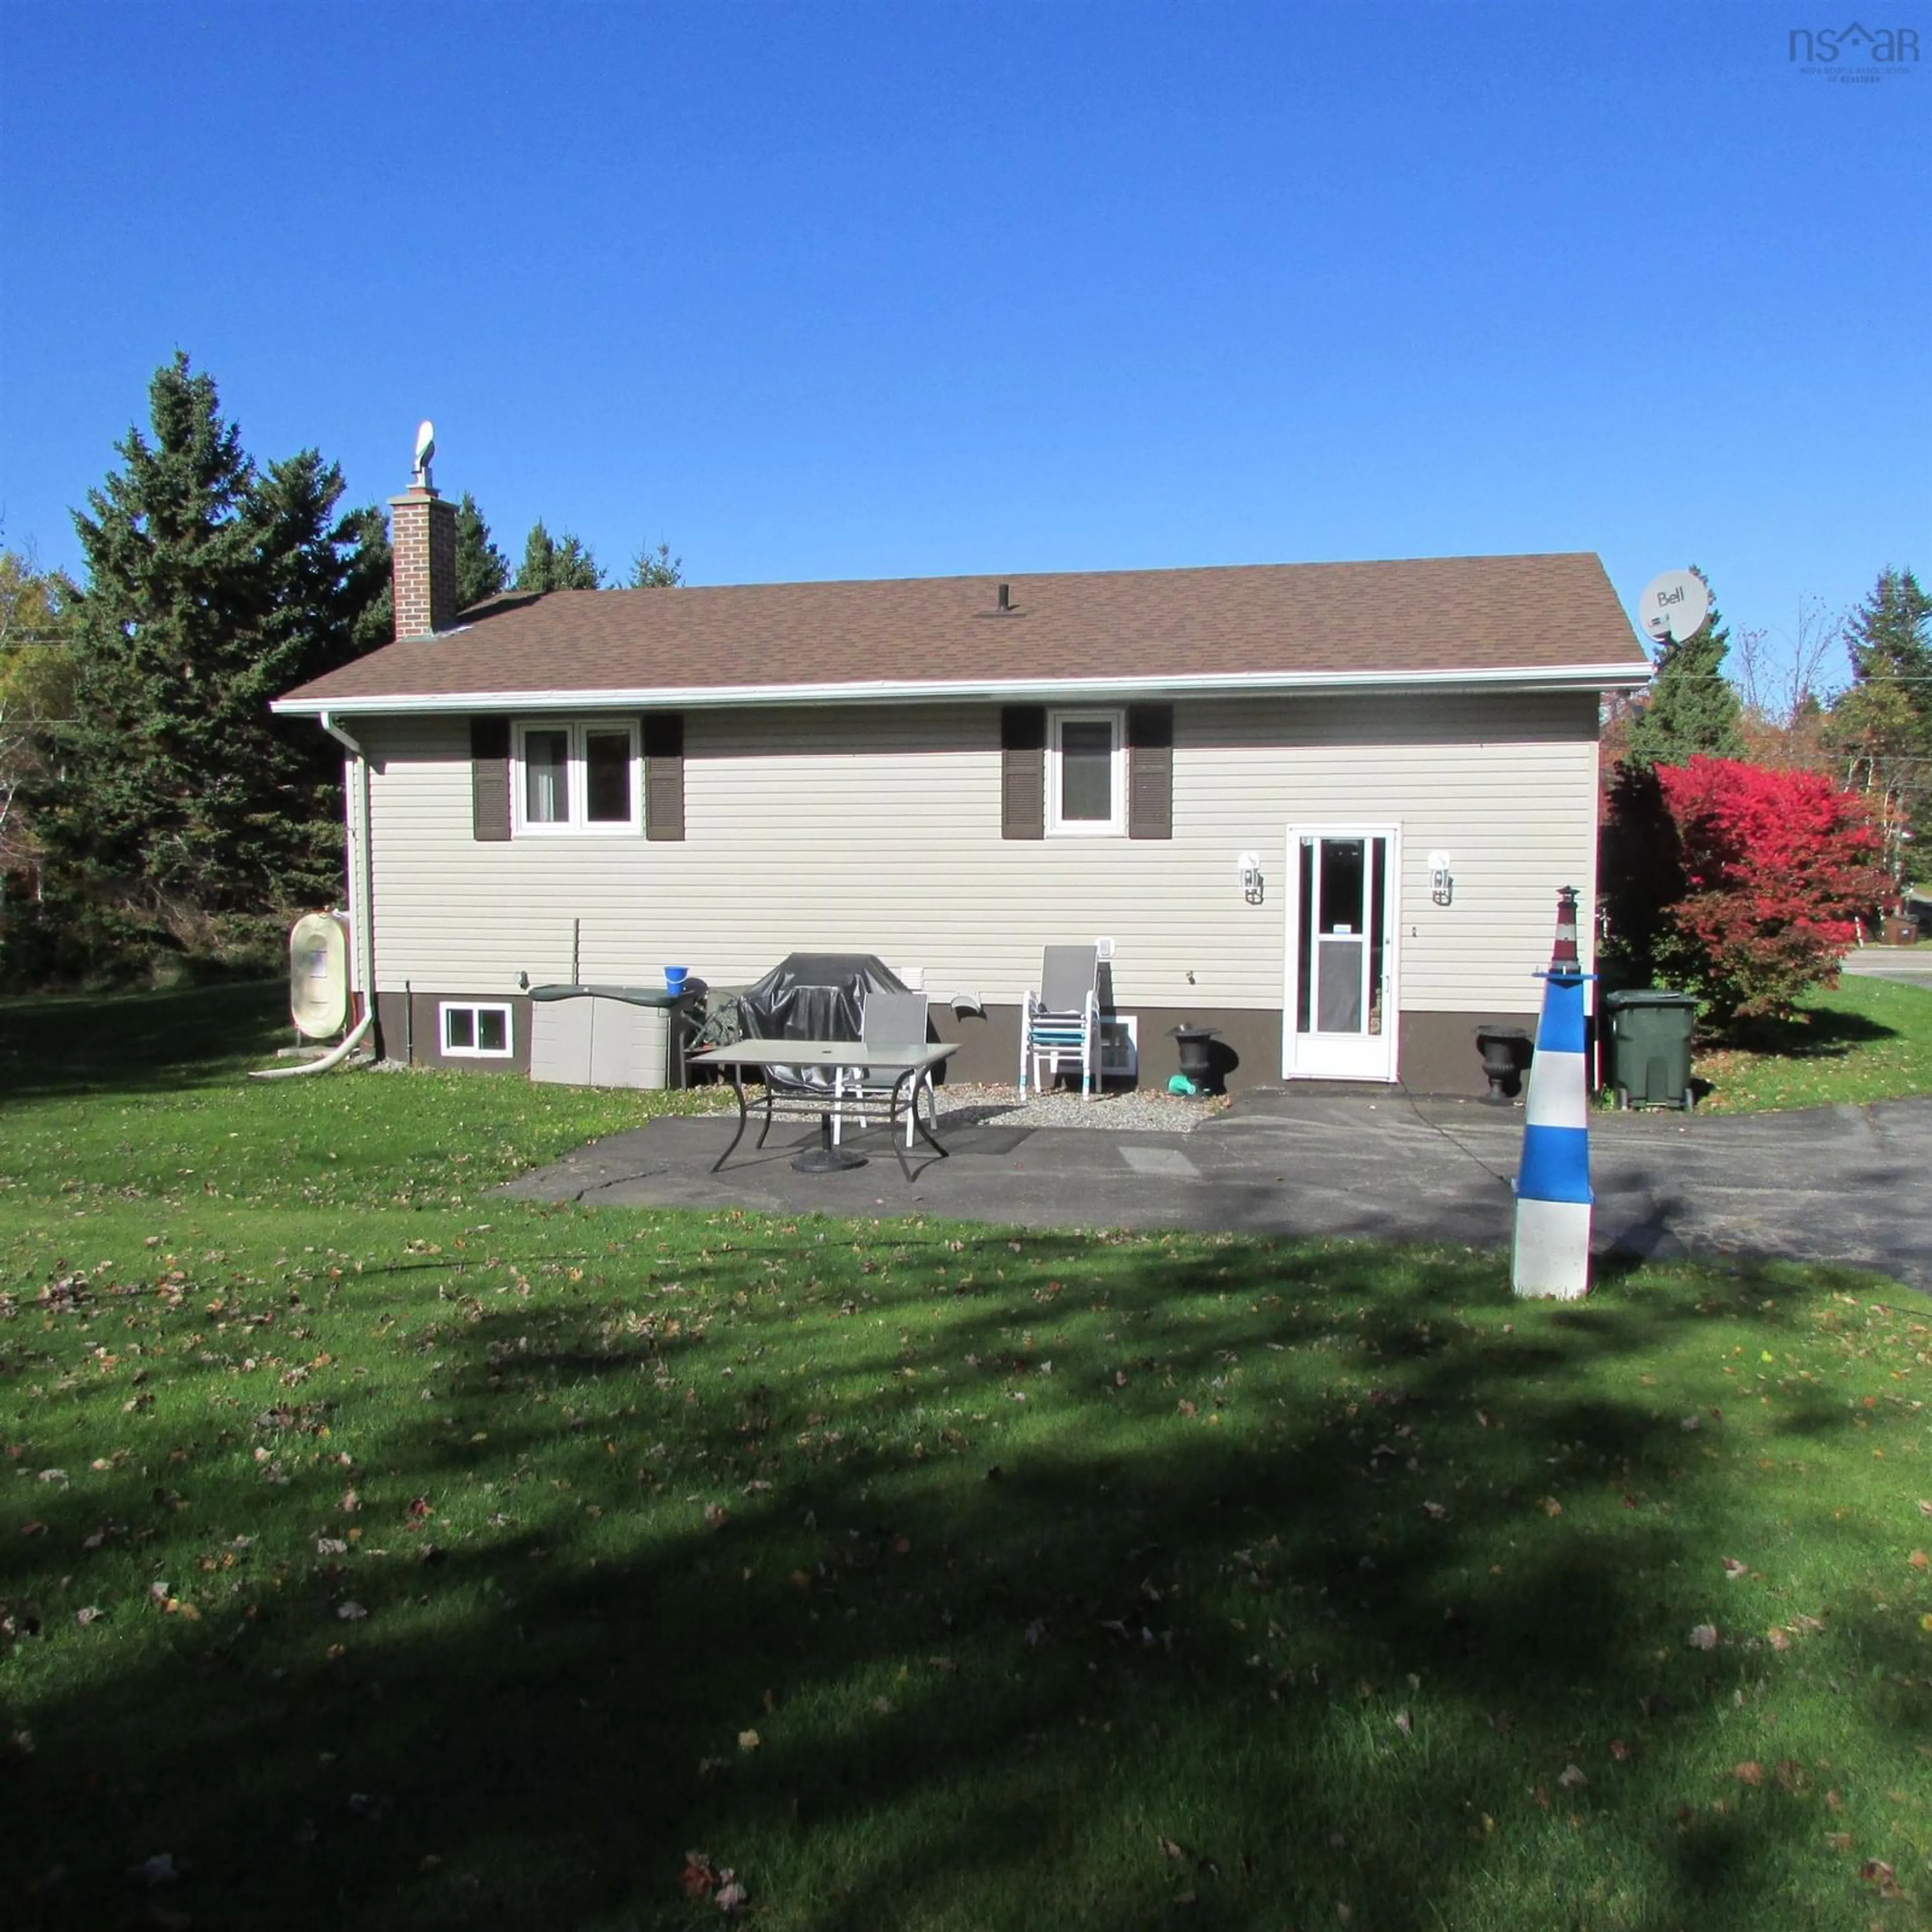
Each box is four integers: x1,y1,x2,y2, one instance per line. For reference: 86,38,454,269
288,912,352,1040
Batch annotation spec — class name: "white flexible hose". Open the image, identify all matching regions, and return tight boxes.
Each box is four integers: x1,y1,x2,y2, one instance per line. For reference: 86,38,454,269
248,1010,375,1081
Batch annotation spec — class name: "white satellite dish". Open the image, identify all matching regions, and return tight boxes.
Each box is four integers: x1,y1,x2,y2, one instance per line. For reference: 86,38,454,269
1637,569,1710,644
413,419,436,490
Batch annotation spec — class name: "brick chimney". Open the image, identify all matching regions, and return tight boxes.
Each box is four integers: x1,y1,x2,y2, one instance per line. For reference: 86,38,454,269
388,481,458,640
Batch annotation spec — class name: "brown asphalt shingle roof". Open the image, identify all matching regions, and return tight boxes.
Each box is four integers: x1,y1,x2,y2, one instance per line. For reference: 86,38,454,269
276,552,1646,708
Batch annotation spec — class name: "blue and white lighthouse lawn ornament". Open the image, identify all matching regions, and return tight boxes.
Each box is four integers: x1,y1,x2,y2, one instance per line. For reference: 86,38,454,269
1511,884,1593,1299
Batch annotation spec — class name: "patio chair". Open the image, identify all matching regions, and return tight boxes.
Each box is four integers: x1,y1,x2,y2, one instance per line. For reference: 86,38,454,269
832,991,933,1148
1020,944,1101,1098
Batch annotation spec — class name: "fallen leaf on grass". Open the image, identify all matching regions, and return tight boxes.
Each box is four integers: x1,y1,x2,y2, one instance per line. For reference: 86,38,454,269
1907,1549,1929,1572
1733,1762,1763,1787
703,1504,731,1530
1157,1836,1185,1861
1421,1501,1447,1521
1688,1623,1718,1651
1557,1764,1586,1790
336,1601,367,1622
1540,1497,1563,1518
1721,1557,1748,1580
1861,1860,1901,1898
1826,1831,1853,1852
737,1729,759,1753
680,1852,716,1899
1608,1739,1632,1762
74,1605,106,1627
1767,1626,1791,1651
1394,1710,1413,1736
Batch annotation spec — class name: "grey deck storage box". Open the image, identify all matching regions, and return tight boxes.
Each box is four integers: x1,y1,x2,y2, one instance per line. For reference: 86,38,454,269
528,985,687,1090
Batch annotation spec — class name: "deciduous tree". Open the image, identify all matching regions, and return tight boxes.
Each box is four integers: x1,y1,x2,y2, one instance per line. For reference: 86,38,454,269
1601,755,1883,1028
0,545,77,887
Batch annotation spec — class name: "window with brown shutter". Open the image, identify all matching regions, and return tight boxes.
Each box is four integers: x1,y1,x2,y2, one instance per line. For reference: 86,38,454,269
643,712,685,841
1001,706,1045,839
1126,704,1173,840
470,717,511,841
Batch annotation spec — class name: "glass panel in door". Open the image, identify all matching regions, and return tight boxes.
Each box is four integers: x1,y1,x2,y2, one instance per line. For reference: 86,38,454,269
1315,838,1366,1032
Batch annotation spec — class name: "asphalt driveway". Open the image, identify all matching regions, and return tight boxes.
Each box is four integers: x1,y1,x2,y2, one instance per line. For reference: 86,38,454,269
501,1087,1932,1291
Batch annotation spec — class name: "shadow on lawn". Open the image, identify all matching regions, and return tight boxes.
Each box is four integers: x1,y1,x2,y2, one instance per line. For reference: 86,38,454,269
0,981,287,1099
6,1241,1909,1931
1715,1003,1898,1062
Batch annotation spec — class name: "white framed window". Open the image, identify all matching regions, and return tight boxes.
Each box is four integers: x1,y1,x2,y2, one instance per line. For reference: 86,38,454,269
512,719,641,834
1046,708,1125,835
441,1001,514,1059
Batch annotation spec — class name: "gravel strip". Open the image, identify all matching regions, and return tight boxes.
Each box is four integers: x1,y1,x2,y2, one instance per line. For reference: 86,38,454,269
932,1081,1227,1134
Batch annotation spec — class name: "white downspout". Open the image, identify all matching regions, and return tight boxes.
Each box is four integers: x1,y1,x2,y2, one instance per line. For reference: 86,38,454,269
320,707,378,1048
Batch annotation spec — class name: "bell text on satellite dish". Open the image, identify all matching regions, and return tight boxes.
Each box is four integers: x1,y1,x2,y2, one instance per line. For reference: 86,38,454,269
1638,569,1710,645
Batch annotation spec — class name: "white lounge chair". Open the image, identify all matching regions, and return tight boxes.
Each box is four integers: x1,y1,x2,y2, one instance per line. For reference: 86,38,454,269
1020,945,1101,1098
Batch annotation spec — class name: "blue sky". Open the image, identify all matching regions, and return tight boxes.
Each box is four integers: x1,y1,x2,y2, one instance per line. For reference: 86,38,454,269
3,2,1925,687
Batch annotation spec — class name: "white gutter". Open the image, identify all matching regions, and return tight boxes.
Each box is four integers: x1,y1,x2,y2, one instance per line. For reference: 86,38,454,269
317,709,378,1048
273,660,1652,718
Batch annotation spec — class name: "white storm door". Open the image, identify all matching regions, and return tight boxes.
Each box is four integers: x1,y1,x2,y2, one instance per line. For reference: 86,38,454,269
1283,828,1399,1081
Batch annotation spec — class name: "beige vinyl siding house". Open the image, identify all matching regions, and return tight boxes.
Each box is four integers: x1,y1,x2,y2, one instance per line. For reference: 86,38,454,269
273,475,1648,1093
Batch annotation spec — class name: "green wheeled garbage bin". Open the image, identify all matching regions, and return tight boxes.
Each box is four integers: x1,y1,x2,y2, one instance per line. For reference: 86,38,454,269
1603,989,1698,1110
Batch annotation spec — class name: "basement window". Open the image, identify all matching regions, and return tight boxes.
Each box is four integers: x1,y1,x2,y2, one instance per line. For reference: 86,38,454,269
440,1002,513,1059
1045,709,1125,835
512,720,641,834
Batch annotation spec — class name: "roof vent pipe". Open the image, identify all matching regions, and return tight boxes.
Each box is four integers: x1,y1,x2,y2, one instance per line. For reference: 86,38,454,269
997,583,1010,612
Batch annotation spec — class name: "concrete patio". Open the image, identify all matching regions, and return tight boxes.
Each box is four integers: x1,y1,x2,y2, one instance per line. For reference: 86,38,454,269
500,1085,1932,1292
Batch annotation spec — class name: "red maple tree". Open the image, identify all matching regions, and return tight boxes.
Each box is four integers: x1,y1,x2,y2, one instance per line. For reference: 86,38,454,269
1602,756,1884,1029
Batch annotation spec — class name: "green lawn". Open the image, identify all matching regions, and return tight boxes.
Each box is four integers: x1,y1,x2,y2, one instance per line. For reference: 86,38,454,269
1,985,1928,1930
1694,976,1932,1113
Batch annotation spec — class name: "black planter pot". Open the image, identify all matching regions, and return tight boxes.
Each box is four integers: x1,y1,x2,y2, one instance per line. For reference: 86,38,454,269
1474,1024,1533,1102
1169,1023,1221,1093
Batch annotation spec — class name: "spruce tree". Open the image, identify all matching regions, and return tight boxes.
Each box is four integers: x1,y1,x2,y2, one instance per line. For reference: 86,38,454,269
1828,566,1932,887
628,539,684,588
455,493,510,608
1624,568,1746,771
515,521,602,592
35,354,384,970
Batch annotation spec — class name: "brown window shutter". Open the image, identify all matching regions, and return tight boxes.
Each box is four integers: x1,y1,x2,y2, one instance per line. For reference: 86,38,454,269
1001,706,1045,839
643,712,685,841
470,717,511,841
1126,704,1173,840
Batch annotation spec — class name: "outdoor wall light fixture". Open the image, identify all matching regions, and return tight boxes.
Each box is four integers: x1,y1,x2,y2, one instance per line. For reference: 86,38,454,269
1428,850,1454,907
1238,851,1264,905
